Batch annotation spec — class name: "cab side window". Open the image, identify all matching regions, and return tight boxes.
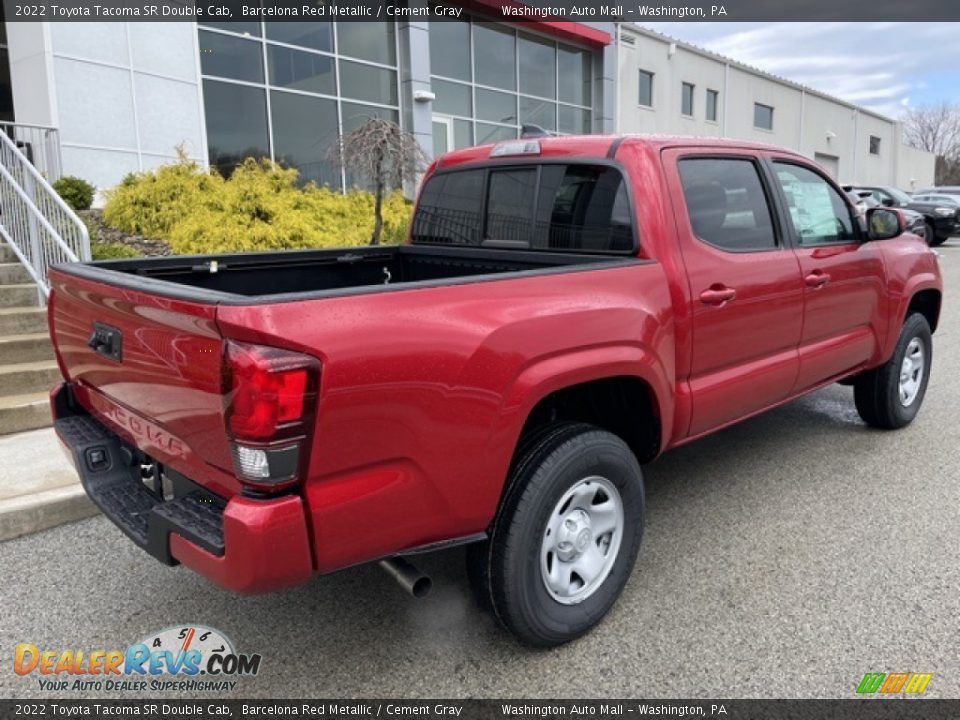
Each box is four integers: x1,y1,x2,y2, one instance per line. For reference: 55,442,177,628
678,158,777,252
773,162,857,246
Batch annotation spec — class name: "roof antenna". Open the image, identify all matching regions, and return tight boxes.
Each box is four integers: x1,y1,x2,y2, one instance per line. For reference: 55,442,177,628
521,124,552,139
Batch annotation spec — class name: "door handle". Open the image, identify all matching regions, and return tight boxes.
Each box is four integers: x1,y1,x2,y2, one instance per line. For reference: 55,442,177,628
699,285,737,306
805,271,830,288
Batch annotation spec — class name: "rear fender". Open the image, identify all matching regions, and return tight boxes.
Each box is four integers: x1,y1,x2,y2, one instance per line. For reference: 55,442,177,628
496,343,672,464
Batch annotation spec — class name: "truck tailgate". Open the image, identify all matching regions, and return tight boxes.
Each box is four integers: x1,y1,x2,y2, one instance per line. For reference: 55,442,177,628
48,268,239,496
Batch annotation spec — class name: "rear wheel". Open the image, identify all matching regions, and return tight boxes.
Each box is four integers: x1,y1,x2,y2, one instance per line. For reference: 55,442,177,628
467,422,644,646
854,313,932,429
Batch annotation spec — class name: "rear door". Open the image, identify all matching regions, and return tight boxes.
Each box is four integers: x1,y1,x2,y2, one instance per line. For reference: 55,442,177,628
665,149,804,437
767,160,888,392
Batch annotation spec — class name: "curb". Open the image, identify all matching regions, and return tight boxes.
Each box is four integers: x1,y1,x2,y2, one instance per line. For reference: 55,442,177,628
0,483,98,542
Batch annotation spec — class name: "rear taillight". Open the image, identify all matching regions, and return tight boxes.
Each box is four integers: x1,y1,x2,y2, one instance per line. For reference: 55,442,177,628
222,341,320,492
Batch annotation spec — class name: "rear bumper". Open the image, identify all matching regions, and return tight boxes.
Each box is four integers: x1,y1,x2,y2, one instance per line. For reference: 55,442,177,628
52,383,313,593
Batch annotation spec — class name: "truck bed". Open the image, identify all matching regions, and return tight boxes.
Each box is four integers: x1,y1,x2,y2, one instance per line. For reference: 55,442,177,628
60,245,630,303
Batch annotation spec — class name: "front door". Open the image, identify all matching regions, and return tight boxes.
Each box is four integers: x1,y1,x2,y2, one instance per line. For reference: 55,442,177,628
665,150,805,437
432,116,454,157
768,160,888,391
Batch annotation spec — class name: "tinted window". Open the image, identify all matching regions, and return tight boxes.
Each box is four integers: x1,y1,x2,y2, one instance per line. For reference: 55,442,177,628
199,30,263,83
754,103,774,130
268,46,335,96
681,83,694,116
486,169,538,244
433,78,472,117
558,106,591,135
265,22,332,52
411,170,485,245
638,70,653,107
204,80,269,175
474,24,516,91
678,158,777,252
519,34,556,99
773,162,856,246
706,89,719,122
536,165,633,252
520,96,557,132
429,21,471,82
270,91,340,189
336,22,395,65
412,164,636,254
558,48,591,106
338,60,397,105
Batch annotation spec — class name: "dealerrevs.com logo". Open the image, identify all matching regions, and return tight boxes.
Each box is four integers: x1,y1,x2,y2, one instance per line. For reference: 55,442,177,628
856,672,933,695
14,625,261,693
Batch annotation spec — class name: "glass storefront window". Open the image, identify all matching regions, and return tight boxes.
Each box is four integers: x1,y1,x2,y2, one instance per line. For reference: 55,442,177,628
558,105,591,134
429,21,471,82
199,30,263,83
268,46,336,96
476,88,516,125
337,22,396,66
265,22,332,52
199,22,400,187
338,60,398,105
430,21,593,146
520,96,556,132
474,24,516,91
270,91,340,189
476,123,517,144
558,47,591,106
519,34,556,100
203,80,269,175
433,79,472,117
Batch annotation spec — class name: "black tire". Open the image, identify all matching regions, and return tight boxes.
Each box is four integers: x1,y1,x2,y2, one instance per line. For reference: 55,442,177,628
925,220,947,247
467,422,644,647
854,313,932,429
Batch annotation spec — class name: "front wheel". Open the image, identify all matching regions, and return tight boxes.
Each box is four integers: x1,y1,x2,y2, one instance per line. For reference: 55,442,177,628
467,422,644,647
854,313,932,429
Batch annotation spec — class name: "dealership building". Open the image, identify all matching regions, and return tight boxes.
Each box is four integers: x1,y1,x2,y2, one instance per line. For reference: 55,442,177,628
0,14,934,191
616,25,934,190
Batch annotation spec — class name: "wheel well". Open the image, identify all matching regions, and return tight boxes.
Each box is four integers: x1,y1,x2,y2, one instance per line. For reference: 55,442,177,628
517,376,661,465
908,289,941,333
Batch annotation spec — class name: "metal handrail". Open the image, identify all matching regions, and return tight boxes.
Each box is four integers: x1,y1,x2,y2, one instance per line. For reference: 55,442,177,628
0,121,63,181
0,128,90,304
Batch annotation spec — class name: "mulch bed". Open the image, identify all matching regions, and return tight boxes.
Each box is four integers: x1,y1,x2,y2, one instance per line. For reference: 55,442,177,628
82,209,173,256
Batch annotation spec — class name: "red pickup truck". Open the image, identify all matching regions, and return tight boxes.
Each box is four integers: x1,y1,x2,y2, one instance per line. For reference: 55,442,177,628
48,135,941,646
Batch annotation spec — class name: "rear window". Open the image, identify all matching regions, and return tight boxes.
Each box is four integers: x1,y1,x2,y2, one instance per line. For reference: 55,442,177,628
411,163,635,253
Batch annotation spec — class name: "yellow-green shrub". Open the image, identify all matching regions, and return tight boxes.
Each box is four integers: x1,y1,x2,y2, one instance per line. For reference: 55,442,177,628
103,155,224,239
103,155,412,255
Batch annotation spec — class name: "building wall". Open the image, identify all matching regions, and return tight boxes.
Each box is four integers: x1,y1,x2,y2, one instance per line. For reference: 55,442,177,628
6,21,205,190
617,25,935,190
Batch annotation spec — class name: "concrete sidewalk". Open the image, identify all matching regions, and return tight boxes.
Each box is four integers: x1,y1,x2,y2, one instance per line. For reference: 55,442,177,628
0,427,96,541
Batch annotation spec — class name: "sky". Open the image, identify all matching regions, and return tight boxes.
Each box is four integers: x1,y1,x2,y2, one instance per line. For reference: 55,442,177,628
640,22,960,119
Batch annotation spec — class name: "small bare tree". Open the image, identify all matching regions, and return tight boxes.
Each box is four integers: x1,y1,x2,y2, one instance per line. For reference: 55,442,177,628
328,117,428,245
903,103,960,185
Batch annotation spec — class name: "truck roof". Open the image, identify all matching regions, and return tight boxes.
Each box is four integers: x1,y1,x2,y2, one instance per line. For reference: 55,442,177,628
436,134,804,170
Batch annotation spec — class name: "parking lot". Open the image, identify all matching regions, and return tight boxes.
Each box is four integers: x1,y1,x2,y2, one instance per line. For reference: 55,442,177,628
1,244,957,700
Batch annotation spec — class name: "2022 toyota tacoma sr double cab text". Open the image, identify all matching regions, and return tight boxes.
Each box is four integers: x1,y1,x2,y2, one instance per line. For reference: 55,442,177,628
48,135,941,646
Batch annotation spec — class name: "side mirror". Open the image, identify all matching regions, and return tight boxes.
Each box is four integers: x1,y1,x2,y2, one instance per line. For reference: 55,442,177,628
881,197,895,207
866,207,903,241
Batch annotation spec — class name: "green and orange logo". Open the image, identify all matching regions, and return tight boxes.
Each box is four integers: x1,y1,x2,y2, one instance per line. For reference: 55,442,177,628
856,672,933,695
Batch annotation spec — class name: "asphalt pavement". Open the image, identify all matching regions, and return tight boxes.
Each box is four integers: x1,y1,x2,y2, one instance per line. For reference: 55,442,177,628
2,244,958,700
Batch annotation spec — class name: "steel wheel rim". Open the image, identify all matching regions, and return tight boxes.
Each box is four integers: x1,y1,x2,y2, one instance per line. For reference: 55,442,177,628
899,337,925,407
540,475,624,605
